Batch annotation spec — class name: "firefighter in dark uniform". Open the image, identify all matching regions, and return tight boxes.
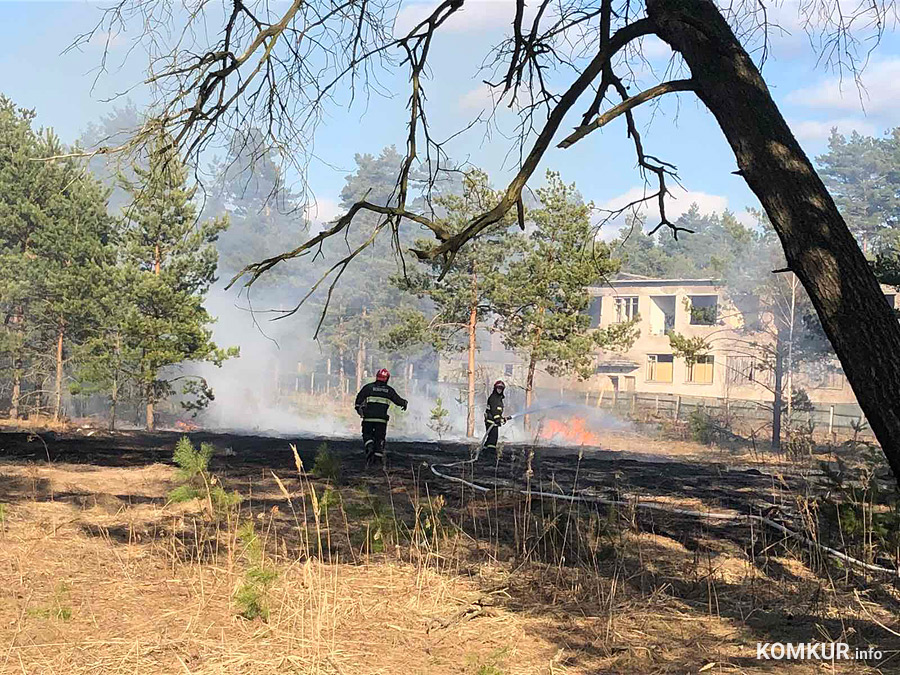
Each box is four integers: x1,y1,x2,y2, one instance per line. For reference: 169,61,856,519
355,368,408,464
483,380,507,456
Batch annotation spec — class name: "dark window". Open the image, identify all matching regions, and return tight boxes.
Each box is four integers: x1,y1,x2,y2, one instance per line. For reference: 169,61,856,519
689,295,718,326
588,296,602,328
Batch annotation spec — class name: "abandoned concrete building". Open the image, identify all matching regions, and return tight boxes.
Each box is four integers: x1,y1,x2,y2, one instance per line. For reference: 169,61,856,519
438,274,898,411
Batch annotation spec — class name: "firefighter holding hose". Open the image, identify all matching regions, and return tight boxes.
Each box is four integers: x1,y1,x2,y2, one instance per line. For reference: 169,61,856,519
482,380,510,458
355,368,408,465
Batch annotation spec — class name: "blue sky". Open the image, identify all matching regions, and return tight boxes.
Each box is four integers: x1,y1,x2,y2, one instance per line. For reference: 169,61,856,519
1,0,899,233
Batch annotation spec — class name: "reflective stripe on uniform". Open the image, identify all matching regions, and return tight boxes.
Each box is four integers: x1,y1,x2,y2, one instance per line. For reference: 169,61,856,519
366,396,395,406
363,418,388,424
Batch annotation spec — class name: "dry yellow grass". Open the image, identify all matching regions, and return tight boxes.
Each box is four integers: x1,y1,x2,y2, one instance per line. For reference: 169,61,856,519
1,445,898,674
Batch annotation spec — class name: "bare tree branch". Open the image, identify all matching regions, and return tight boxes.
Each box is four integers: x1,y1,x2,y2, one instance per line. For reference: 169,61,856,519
559,78,695,148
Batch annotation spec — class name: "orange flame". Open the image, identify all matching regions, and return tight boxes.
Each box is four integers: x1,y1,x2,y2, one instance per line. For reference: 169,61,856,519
541,417,602,447
175,420,199,431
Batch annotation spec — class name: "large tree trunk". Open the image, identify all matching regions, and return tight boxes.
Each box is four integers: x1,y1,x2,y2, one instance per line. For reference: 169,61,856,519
53,327,64,422
146,401,155,431
466,272,478,438
466,306,477,438
649,0,900,481
772,343,784,451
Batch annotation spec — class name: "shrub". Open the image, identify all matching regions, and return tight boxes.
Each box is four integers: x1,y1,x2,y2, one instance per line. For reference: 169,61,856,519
311,443,341,482
428,397,451,439
234,521,277,620
688,409,716,445
168,436,242,512
172,436,213,480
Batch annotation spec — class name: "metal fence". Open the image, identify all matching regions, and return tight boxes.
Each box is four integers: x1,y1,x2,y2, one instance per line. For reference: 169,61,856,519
576,389,871,436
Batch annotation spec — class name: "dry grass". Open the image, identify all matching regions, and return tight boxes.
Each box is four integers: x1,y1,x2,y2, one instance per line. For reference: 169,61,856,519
2,436,899,674
0,498,562,674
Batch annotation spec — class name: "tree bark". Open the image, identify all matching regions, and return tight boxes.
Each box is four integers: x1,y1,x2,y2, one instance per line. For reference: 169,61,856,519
467,303,477,438
466,268,479,438
146,400,155,431
649,0,900,481
525,349,538,432
53,327,64,422
772,342,783,451
109,380,118,431
109,333,120,431
356,336,365,392
10,366,19,420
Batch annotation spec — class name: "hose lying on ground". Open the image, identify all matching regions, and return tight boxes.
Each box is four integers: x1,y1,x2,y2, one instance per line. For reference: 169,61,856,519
428,454,900,578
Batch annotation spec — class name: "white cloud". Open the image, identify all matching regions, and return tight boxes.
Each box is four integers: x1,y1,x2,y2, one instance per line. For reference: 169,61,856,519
459,83,498,111
395,0,519,35
638,36,673,61
603,186,728,220
787,58,900,117
789,117,877,142
596,187,730,239
88,30,127,50
305,196,342,227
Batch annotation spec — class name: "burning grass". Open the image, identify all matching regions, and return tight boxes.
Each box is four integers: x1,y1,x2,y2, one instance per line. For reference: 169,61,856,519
1,432,899,673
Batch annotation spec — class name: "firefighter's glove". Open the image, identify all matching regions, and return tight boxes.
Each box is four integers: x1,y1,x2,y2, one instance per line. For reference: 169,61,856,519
401,403,408,411
355,406,364,418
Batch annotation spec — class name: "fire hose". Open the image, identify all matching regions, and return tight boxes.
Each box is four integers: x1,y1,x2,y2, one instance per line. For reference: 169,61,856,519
428,450,900,578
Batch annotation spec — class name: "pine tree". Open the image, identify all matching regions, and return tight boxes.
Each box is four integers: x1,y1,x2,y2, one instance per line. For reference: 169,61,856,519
207,128,308,287
316,147,428,393
817,129,900,258
0,97,117,421
117,137,238,429
0,96,43,418
490,171,638,426
387,169,513,436
28,133,118,421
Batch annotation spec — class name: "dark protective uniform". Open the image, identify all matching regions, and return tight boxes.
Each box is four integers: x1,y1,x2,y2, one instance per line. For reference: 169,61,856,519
354,381,408,460
483,390,505,452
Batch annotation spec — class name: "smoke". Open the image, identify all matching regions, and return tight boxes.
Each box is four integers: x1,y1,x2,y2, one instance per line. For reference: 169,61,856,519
193,288,358,438
192,294,634,450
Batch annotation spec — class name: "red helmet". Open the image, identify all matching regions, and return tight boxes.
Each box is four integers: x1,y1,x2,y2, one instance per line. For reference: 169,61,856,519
376,368,390,383
493,380,505,391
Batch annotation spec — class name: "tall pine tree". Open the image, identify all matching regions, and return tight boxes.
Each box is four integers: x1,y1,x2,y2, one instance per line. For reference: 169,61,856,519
387,169,513,436
118,137,238,429
490,171,638,424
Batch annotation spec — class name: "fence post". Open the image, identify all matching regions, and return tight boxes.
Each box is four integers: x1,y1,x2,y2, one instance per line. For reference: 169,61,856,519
631,393,636,415
828,405,834,435
655,395,660,416
310,372,315,394
675,396,681,422
613,389,618,407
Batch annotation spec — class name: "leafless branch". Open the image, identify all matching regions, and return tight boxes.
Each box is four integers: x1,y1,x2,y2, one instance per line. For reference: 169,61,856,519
559,78,695,148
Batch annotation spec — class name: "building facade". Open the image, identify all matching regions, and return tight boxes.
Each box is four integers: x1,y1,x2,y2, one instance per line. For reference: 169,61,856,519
438,274,898,408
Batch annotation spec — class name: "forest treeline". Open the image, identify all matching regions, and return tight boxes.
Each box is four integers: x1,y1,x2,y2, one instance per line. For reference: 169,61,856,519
1,95,897,430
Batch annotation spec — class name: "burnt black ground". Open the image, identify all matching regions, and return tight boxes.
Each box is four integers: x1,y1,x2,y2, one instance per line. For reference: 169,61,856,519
0,428,802,517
